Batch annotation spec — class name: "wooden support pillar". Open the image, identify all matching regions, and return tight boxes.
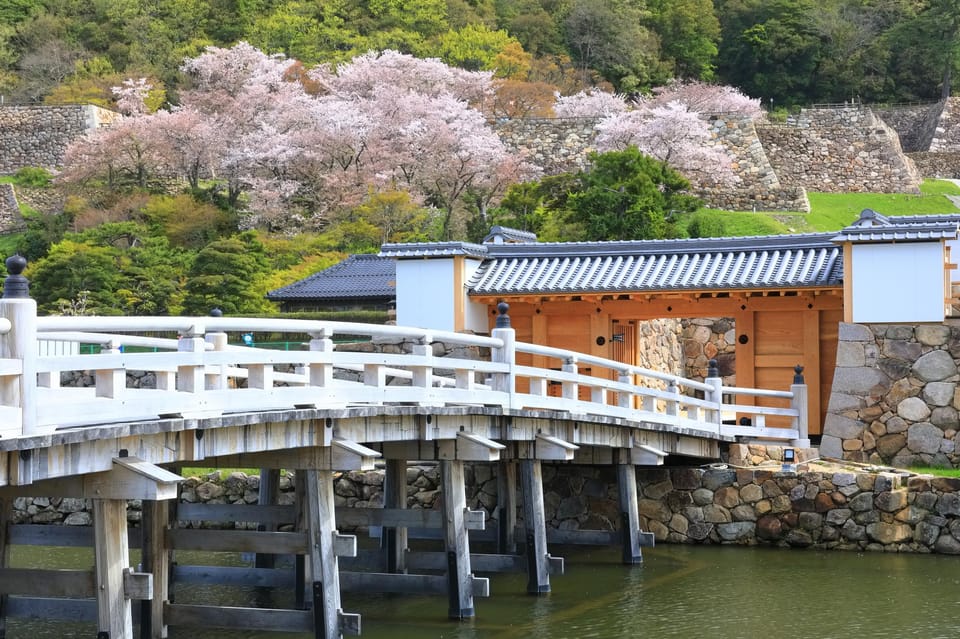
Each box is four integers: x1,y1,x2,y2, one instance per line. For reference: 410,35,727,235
0,496,9,639
519,459,550,595
294,472,307,610
617,463,643,565
383,459,407,574
496,461,517,554
94,498,133,639
440,459,475,619
304,469,346,639
140,500,170,639
255,468,281,569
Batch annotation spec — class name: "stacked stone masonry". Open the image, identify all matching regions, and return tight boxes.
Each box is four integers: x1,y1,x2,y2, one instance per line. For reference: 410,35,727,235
822,323,960,468
16,463,960,555
0,105,119,173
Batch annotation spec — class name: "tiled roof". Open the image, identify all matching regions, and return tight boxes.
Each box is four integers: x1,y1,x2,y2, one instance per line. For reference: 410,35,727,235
266,254,395,301
482,226,538,244
378,241,489,259
468,233,843,296
833,209,960,243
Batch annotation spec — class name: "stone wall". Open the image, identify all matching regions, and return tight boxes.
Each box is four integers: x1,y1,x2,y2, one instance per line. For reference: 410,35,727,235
0,105,120,173
681,318,736,384
822,323,960,467
495,118,597,175
17,463,960,554
875,102,943,153
907,152,960,179
756,107,922,194
0,184,22,234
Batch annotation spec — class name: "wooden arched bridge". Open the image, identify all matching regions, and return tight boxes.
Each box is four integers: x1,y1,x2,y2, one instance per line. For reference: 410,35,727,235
0,264,808,639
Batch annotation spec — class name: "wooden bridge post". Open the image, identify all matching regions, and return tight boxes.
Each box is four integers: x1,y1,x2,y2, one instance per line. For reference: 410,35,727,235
440,459,476,618
791,365,810,448
490,303,516,409
140,500,170,639
94,498,134,639
383,459,408,574
0,255,37,438
705,359,724,434
496,460,517,554
519,459,550,594
303,469,350,639
255,468,282,570
0,496,9,639
617,462,643,564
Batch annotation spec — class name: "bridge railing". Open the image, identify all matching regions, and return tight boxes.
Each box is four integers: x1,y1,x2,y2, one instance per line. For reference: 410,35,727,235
0,303,807,446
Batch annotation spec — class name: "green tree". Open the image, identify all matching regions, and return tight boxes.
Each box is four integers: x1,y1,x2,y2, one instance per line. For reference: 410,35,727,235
647,0,720,80
27,240,122,314
435,23,523,72
562,148,698,241
182,233,274,315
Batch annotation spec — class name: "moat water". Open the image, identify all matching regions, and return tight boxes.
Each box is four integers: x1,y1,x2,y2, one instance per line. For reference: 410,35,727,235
8,543,960,638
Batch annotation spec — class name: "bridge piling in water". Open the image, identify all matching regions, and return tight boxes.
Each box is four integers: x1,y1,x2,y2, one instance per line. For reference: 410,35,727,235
519,459,550,594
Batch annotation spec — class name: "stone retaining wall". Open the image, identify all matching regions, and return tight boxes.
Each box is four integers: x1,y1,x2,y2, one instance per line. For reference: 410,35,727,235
822,322,960,468
0,105,119,173
756,107,922,194
15,463,960,554
907,152,960,179
875,102,943,153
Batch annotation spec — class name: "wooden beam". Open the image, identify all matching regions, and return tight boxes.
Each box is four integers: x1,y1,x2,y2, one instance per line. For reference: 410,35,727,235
164,603,312,632
405,551,563,575
0,568,95,597
94,498,133,639
437,432,505,462
441,460,475,619
519,459,550,594
255,468,281,571
335,506,485,530
340,571,489,596
535,433,578,461
141,499,170,639
496,461,517,554
382,459,407,574
0,457,182,501
617,464,642,564
631,443,667,466
167,529,308,554
0,496,8,639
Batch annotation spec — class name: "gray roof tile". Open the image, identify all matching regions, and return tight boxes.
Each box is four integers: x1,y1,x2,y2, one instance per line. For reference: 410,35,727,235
833,208,960,243
267,254,395,301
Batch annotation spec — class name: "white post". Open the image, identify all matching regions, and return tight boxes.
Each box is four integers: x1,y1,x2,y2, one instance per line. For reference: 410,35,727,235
0,255,37,436
490,302,516,410
204,308,229,390
705,359,724,435
791,365,810,448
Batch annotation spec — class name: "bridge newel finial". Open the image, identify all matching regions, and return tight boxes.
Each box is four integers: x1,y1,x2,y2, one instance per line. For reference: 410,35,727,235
3,254,29,299
210,308,223,317
706,359,719,379
495,301,511,329
794,364,805,384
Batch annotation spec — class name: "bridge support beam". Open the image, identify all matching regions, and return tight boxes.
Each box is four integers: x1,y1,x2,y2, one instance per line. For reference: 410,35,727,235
519,459,550,594
304,469,359,639
255,468,281,570
383,459,408,574
440,459,475,618
94,498,134,639
141,499,170,639
0,496,9,639
496,461,517,554
617,463,643,564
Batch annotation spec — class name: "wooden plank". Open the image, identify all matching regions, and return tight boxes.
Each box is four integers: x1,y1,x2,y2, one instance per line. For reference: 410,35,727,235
335,507,485,530
167,529,308,554
0,457,181,500
172,565,294,588
122,570,153,601
93,498,133,639
164,603,313,632
405,551,564,575
6,596,96,622
255,468,280,571
176,503,295,525
0,568,94,597
340,572,489,596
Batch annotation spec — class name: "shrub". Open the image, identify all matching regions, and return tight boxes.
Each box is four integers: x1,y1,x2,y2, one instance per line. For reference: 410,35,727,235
12,167,53,188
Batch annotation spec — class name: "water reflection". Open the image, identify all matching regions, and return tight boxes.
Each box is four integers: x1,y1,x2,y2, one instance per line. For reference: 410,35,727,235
8,545,960,639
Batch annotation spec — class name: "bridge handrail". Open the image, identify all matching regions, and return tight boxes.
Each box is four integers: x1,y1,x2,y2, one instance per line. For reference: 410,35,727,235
0,310,807,447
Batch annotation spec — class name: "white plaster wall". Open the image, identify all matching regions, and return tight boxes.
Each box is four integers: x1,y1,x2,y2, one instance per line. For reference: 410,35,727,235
396,260,455,330
851,243,945,322
463,258,489,333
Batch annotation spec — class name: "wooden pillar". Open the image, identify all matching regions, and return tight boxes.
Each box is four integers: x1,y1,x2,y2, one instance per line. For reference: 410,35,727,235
304,469,343,639
140,500,170,639
294,472,307,610
440,459,475,619
617,463,643,565
255,468,281,569
94,498,133,639
383,459,407,573
0,496,9,639
519,459,550,595
496,461,517,554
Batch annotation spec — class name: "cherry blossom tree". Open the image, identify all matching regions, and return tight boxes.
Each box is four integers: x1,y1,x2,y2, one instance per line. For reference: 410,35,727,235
552,89,628,117
644,79,762,117
596,101,736,186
